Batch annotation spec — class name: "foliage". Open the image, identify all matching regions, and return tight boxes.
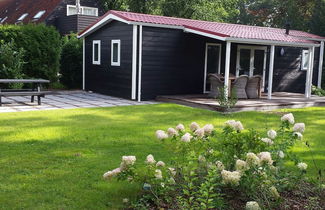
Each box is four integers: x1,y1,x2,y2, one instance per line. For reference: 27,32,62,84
311,85,325,96
0,24,62,82
103,112,323,209
217,86,238,112
60,34,83,89
0,40,25,89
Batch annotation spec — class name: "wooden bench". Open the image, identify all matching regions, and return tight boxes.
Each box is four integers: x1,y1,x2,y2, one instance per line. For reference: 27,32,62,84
0,79,50,106
0,91,47,106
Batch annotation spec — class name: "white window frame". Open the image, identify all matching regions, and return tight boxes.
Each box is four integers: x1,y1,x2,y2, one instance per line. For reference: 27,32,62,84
204,43,222,93
66,5,98,16
92,40,101,65
301,50,309,70
17,13,28,21
111,40,121,66
33,10,46,19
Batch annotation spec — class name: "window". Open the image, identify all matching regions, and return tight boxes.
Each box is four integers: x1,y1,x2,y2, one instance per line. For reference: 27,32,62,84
33,10,46,19
17,13,28,21
111,40,121,66
92,40,101,65
301,50,309,70
0,16,7,24
67,5,98,16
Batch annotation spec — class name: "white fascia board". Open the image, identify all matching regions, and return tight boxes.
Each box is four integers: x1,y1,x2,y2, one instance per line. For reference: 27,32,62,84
78,14,131,38
226,37,320,47
131,22,184,30
184,28,227,41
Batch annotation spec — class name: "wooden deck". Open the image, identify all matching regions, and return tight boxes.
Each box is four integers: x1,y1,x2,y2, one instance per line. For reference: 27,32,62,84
157,92,325,112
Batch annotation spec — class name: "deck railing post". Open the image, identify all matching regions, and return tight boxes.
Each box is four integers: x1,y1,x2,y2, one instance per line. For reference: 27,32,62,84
267,45,275,100
317,41,324,88
224,41,231,99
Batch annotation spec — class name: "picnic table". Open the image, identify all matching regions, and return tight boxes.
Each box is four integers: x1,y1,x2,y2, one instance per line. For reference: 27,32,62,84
0,79,50,106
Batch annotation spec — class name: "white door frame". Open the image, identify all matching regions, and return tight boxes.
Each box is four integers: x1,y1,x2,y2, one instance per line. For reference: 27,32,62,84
236,45,267,91
204,43,222,93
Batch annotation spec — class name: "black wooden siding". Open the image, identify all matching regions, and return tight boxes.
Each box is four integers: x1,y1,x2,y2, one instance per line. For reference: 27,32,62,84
85,21,133,98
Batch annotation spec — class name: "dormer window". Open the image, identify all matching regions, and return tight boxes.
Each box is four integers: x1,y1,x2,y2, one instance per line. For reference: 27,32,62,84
17,13,28,21
33,10,46,19
67,5,98,16
0,16,7,23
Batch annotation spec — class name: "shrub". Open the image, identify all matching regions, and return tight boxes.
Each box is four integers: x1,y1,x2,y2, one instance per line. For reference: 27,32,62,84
0,24,62,82
60,34,83,89
0,40,25,89
102,113,324,209
311,85,325,96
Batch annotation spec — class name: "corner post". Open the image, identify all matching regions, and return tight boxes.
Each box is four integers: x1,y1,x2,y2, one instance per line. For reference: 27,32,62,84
82,38,85,90
305,46,315,98
137,25,143,102
268,45,275,100
132,25,138,100
317,41,324,88
224,41,231,98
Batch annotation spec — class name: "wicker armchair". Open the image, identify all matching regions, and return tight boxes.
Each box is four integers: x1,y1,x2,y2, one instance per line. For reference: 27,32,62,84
208,74,223,98
246,75,262,99
232,75,249,99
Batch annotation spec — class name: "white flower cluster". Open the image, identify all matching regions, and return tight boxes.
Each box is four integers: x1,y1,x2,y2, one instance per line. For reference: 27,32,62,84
176,124,185,131
167,128,178,137
281,113,295,124
297,162,308,171
203,124,214,135
146,154,156,164
155,130,168,140
261,137,274,145
245,201,261,210
156,161,165,167
293,132,303,140
293,123,305,133
103,155,136,179
155,169,163,179
278,151,285,159
215,161,225,171
246,152,260,167
235,159,249,172
221,170,241,186
258,152,273,165
181,133,192,142
267,129,277,139
225,120,244,132
190,122,200,131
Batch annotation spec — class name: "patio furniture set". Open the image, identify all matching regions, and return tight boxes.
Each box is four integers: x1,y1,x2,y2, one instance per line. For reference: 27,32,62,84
208,74,262,99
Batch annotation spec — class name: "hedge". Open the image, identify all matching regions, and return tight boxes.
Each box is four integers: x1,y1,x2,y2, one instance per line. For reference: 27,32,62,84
0,24,61,82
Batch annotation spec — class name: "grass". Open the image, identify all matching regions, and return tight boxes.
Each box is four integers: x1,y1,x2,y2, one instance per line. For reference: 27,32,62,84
0,104,324,209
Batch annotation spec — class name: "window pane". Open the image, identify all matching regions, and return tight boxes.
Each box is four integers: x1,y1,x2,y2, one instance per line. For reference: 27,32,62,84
94,44,99,61
113,43,118,62
83,8,96,16
303,52,309,69
68,7,77,15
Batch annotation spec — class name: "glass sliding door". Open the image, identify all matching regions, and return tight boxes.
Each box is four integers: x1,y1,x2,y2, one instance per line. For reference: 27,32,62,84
204,43,221,92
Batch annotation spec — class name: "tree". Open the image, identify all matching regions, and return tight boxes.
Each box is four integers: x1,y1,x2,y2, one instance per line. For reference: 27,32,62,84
310,0,325,36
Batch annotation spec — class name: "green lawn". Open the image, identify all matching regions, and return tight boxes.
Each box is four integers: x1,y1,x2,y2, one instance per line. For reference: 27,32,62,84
0,104,324,209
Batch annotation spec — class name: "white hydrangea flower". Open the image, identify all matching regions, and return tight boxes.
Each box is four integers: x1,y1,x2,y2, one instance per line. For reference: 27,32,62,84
168,167,176,176
225,120,244,132
293,132,303,140
155,130,168,140
156,161,166,167
190,122,200,131
297,162,308,170
103,167,121,179
293,123,305,133
258,152,273,165
120,156,136,169
122,198,129,203
198,155,206,162
269,186,280,198
245,201,261,210
181,133,192,142
203,124,214,135
267,129,277,139
175,124,185,132
221,170,241,186
145,154,156,164
235,159,249,172
155,169,163,179
281,113,295,124
261,137,274,145
194,128,205,138
208,149,214,154
215,161,225,171
246,152,260,166
278,151,285,159
167,127,178,137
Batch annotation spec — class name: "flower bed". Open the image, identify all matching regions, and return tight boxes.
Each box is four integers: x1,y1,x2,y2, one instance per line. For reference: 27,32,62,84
103,113,324,209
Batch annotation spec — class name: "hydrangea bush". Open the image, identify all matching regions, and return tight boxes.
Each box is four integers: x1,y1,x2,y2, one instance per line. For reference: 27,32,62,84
103,113,315,209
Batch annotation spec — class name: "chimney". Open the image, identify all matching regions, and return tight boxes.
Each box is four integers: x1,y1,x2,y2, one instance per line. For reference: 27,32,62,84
285,22,290,35
76,0,81,14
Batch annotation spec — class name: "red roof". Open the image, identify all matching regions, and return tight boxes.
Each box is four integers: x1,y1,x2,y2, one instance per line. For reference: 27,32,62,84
80,10,325,44
0,0,62,24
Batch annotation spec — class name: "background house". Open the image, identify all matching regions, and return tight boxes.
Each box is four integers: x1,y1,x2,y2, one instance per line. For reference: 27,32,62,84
78,10,325,101
0,0,105,35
